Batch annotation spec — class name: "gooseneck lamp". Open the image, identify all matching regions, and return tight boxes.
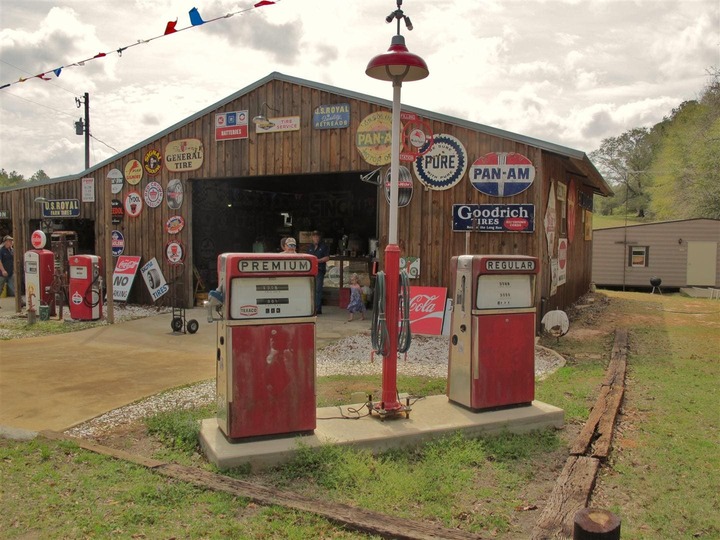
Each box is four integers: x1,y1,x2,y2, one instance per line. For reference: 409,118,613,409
366,0,428,415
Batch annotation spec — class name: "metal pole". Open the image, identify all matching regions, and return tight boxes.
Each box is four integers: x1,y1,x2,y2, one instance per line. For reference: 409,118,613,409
622,172,628,292
380,79,403,412
84,92,90,171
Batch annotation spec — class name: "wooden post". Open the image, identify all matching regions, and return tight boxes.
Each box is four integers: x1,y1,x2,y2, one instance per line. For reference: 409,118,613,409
573,508,621,539
104,176,114,324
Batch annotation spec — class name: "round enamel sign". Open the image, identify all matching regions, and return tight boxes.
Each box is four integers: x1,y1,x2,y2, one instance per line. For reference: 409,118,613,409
356,111,392,166
124,159,143,185
166,240,185,264
166,215,185,235
384,166,414,207
143,149,162,176
31,230,47,249
144,181,164,208
413,134,467,191
124,191,143,217
108,168,124,194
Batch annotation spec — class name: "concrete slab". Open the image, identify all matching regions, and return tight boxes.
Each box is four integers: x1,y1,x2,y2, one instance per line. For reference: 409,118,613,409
200,397,564,471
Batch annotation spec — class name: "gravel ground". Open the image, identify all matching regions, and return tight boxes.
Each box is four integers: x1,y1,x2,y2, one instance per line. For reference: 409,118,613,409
66,334,565,438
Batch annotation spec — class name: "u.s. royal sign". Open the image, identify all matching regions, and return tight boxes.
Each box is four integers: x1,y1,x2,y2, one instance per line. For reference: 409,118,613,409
453,204,535,233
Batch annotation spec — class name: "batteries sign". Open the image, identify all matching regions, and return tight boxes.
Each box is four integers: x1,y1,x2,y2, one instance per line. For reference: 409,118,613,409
215,110,248,141
453,204,535,232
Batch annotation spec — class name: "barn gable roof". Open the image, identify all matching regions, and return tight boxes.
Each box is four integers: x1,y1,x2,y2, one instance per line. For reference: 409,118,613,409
4,71,612,196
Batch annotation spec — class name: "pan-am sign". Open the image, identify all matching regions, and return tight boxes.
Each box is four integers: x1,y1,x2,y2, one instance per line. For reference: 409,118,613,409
469,152,536,197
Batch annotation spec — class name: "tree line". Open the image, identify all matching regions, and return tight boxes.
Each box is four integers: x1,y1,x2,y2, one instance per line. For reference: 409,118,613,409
0,169,49,188
590,69,720,220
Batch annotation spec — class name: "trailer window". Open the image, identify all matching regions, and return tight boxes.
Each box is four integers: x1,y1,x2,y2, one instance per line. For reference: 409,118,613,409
629,246,649,267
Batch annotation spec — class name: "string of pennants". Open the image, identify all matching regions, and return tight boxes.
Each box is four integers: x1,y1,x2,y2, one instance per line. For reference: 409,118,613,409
0,1,279,90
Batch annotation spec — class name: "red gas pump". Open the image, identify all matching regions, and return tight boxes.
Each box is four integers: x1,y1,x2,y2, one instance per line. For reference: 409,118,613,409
24,249,55,315
68,255,103,320
447,255,539,410
209,253,318,440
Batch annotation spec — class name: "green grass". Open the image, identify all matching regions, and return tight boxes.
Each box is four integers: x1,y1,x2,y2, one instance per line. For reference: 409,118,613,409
595,292,720,539
592,213,648,230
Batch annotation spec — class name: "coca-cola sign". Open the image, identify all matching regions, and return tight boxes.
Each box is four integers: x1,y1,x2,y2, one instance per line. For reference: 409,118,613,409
408,286,448,335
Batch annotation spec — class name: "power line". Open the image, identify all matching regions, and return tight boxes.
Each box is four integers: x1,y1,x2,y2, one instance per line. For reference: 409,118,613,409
0,59,78,96
0,90,76,118
90,134,119,154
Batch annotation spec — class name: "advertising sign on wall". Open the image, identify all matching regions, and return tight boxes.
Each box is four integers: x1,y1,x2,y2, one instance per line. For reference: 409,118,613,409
413,134,467,191
125,159,143,185
42,199,80,218
111,199,124,224
408,286,448,336
452,204,535,233
469,152,536,197
81,177,95,202
140,257,169,301
255,116,300,133
108,168,124,194
215,110,248,141
544,181,557,256
113,255,142,301
166,179,184,210
356,111,392,165
124,191,143,217
313,103,350,129
144,181,164,208
558,238,568,285
164,138,204,172
111,230,125,257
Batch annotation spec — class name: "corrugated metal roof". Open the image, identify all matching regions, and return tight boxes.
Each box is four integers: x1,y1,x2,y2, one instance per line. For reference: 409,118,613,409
2,71,612,195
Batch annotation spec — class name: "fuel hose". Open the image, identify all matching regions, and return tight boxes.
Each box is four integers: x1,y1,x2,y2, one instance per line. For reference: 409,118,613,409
371,271,388,356
397,270,412,353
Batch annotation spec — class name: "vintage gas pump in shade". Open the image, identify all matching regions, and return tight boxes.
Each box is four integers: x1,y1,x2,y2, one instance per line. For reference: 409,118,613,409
447,255,539,410
24,249,55,315
208,253,318,441
68,255,103,320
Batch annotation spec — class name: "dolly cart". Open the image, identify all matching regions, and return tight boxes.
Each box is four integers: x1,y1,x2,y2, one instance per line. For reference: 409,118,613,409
168,262,199,334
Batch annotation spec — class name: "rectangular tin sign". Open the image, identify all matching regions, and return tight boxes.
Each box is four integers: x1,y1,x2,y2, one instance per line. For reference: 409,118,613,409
452,204,535,233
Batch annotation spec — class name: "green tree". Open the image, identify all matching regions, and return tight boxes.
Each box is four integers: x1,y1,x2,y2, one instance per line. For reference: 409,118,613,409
0,169,25,188
589,128,661,217
29,170,50,183
650,72,720,219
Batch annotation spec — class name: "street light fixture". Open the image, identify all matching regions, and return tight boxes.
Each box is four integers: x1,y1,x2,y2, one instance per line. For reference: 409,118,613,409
366,0,428,416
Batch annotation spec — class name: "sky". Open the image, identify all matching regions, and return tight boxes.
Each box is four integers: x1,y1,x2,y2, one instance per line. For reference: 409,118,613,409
1,0,718,180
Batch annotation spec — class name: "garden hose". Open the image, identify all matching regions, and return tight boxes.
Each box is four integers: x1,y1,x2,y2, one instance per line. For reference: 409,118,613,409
398,270,412,353
371,271,389,356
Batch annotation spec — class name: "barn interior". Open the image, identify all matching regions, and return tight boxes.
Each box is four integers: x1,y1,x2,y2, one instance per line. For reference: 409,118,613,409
192,172,379,289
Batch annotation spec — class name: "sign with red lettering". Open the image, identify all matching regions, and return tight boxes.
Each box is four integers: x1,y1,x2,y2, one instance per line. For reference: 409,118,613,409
112,255,142,302
215,111,248,141
408,286,448,335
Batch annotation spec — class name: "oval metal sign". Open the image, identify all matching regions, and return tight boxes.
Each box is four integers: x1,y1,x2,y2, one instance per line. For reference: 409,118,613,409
124,159,143,185
143,149,162,176
166,179,184,210
108,168,124,194
413,134,467,191
124,191,143,217
111,230,125,257
469,152,536,197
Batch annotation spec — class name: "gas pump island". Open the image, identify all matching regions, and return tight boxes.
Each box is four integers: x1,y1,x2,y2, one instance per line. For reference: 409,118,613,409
208,253,318,440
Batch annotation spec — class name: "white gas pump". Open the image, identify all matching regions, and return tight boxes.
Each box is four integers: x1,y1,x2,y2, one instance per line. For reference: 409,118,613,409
24,249,55,315
447,255,539,410
208,253,318,441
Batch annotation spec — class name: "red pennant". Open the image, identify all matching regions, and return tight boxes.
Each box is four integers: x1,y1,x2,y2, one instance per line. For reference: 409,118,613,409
254,1,275,7
164,19,178,35
93,52,107,58
36,73,52,81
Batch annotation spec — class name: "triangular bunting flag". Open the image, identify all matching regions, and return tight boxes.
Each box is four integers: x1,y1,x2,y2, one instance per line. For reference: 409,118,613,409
93,52,106,58
189,7,205,26
255,1,275,6
53,68,62,77
36,73,52,81
164,19,178,35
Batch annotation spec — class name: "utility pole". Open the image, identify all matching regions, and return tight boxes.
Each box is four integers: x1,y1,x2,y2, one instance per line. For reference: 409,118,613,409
75,92,90,170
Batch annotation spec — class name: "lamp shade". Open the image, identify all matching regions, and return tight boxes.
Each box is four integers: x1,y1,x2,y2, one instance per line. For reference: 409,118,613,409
366,34,428,82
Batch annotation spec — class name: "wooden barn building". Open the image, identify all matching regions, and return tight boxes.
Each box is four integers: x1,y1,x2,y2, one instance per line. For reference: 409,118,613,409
0,72,611,315
592,218,720,290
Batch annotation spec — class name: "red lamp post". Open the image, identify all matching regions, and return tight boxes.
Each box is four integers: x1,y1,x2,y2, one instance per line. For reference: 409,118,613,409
366,1,428,415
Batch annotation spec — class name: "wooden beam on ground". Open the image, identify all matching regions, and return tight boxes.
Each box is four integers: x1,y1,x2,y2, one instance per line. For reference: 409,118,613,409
40,431,480,540
570,329,628,457
531,456,600,540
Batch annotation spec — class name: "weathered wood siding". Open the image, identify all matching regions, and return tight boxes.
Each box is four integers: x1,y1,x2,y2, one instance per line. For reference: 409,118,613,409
1,75,605,310
592,219,720,287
